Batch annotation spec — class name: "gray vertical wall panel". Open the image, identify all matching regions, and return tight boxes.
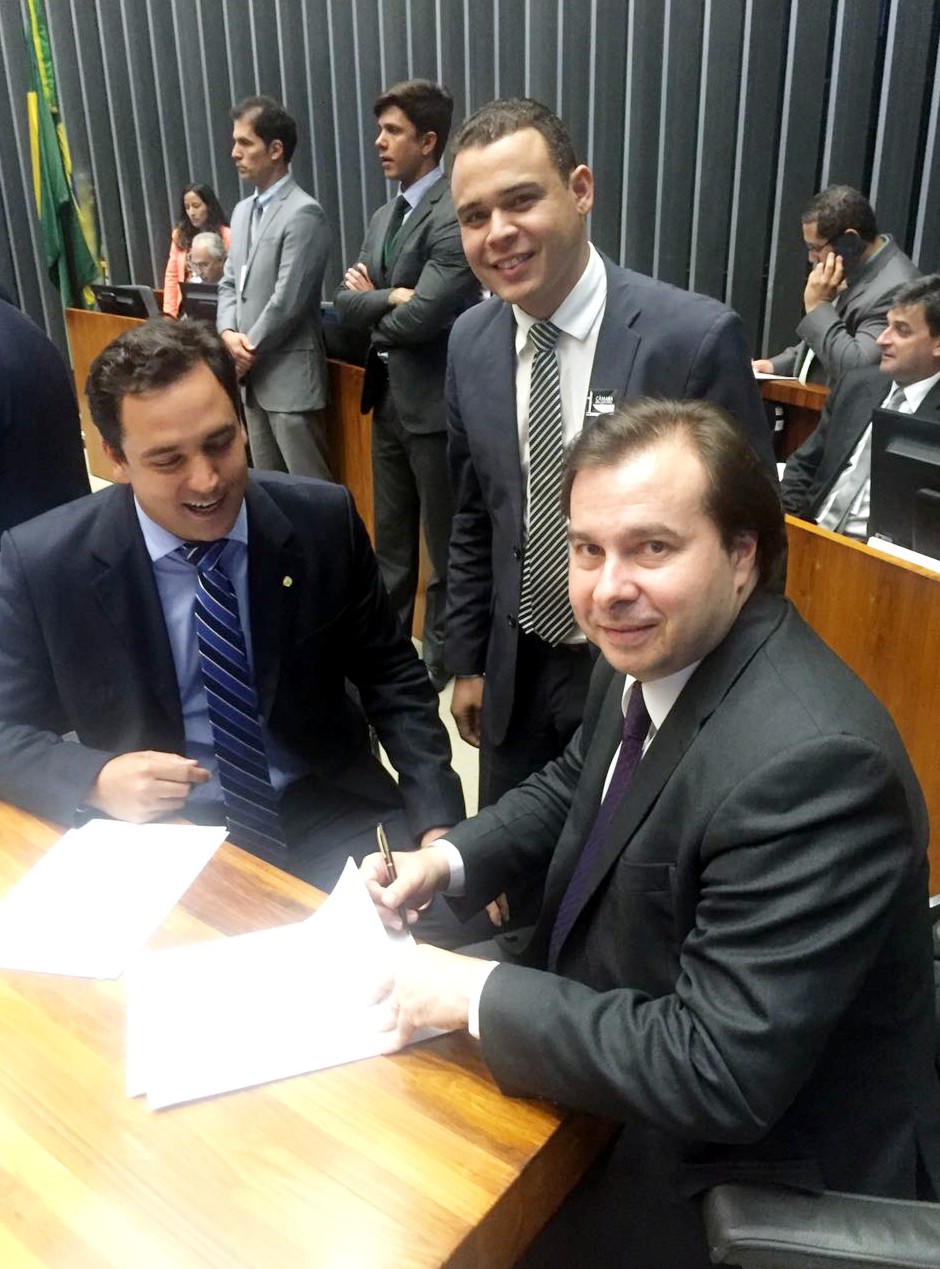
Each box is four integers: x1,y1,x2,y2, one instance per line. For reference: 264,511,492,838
3,0,940,363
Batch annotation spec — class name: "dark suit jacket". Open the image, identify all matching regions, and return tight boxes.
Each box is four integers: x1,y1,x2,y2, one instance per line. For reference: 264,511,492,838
0,300,89,534
781,365,940,518
447,593,940,1263
0,474,463,835
444,256,776,745
333,175,479,434
217,177,331,412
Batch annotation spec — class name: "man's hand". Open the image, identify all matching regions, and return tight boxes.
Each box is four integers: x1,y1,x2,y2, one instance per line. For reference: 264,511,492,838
360,844,450,932
86,752,210,823
343,262,375,293
751,358,774,375
376,943,492,1049
220,329,255,378
388,287,415,306
803,252,844,313
451,676,484,747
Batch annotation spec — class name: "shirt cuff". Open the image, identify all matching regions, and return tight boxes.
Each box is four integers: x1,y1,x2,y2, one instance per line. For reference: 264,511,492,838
434,838,466,895
467,961,500,1039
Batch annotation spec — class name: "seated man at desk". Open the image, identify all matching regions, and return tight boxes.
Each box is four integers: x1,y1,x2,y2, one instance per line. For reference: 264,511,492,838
188,231,227,284
363,398,940,1269
0,321,465,893
781,274,940,538
753,185,919,385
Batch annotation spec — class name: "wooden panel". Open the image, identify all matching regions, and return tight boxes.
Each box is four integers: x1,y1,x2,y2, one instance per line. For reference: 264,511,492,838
0,801,615,1268
760,379,828,458
785,517,940,886
64,307,145,481
325,358,373,537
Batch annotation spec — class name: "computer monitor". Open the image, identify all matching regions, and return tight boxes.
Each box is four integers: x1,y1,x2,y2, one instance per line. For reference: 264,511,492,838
869,406,940,557
179,281,219,325
91,283,160,319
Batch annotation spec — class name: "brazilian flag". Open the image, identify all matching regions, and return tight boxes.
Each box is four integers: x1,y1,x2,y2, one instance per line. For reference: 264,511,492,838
25,0,100,307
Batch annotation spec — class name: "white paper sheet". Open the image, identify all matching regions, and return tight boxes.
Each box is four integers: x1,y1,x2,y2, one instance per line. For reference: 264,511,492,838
0,819,225,978
126,857,437,1110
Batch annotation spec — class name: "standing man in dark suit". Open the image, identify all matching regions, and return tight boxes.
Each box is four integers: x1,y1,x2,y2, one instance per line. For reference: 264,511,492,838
782,274,940,537
753,185,919,386
0,322,464,894
363,399,940,1268
334,81,479,691
218,96,332,480
444,98,773,829
0,298,89,533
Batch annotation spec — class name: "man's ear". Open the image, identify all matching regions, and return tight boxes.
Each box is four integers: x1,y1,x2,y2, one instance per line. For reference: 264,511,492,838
569,164,594,216
730,530,759,583
420,129,438,158
103,440,130,484
269,138,285,164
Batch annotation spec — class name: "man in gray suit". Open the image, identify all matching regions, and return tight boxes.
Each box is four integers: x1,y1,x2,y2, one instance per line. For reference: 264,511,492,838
782,274,940,537
334,81,479,690
363,399,940,1268
753,185,919,386
218,96,332,480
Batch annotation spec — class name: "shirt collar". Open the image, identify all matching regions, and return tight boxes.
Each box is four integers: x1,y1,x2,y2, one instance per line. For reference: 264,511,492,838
133,497,248,563
514,243,607,355
887,370,940,413
620,661,701,733
400,163,443,210
255,169,291,210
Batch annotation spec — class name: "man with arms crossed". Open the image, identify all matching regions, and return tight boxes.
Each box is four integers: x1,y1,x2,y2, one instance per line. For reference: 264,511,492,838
218,96,332,479
335,80,479,691
0,322,463,893
364,398,940,1267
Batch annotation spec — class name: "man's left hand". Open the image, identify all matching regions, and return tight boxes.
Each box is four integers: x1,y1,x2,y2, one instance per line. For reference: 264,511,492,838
388,287,415,305
377,943,491,1049
803,252,844,312
344,262,375,292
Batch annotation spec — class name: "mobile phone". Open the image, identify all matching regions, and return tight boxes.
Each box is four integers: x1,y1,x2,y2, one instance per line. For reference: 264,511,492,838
828,231,866,270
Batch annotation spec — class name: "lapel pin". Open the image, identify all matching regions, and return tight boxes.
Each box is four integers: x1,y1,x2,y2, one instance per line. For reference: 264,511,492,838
282,576,293,588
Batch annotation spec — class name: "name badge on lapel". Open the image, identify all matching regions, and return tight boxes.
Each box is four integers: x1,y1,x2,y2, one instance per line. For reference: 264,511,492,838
585,390,616,418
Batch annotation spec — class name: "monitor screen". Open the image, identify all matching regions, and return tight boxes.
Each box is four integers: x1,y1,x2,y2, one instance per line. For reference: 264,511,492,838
180,282,219,325
869,406,940,557
91,283,160,319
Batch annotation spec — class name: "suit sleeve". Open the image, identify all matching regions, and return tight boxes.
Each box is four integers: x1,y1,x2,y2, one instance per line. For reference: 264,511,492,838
0,533,115,822
332,225,395,328
372,223,478,346
478,735,917,1145
216,230,238,334
795,296,892,378
245,202,331,355
779,382,844,513
769,343,800,377
443,348,494,676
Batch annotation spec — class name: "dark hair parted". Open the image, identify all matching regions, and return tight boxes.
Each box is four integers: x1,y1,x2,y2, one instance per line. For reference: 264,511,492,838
231,95,298,163
802,185,878,243
891,274,940,337
562,398,787,593
374,80,454,162
450,98,578,179
172,182,228,252
86,320,243,457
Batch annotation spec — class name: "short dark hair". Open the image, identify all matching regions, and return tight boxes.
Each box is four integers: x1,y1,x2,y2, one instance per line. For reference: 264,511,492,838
450,98,578,179
802,185,878,243
562,398,786,593
231,95,297,163
890,274,940,337
173,182,228,251
87,321,243,457
374,80,454,162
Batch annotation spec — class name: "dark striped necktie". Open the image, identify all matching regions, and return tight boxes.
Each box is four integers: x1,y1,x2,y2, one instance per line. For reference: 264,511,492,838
382,194,409,268
518,319,574,645
178,540,287,853
547,684,651,968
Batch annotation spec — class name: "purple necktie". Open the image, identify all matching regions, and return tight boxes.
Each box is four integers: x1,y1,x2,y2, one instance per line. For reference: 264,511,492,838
547,684,651,968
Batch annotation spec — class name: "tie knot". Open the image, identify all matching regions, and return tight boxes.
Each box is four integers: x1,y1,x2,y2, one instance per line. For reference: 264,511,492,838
529,320,562,354
887,385,907,411
622,684,651,744
178,540,227,572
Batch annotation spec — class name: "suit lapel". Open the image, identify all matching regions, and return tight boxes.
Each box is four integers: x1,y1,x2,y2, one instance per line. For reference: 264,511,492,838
582,260,642,426
486,304,527,525
244,178,294,276
88,487,181,733
244,478,305,720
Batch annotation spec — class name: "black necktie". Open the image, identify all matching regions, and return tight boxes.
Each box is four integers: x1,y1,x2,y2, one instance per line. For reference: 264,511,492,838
178,541,286,853
548,685,651,967
247,196,262,252
382,194,409,268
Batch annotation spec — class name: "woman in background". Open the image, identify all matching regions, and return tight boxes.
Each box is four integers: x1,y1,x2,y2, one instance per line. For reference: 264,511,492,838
162,183,230,316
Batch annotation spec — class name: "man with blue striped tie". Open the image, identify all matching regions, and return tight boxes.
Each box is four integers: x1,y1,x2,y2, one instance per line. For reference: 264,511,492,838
0,321,465,896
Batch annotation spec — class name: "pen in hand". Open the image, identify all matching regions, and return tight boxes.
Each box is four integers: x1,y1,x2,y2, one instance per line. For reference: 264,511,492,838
376,823,411,931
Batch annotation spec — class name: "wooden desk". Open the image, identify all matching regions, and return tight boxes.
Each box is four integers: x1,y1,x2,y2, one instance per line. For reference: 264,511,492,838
64,307,145,481
0,801,612,1268
760,379,829,459
785,517,940,886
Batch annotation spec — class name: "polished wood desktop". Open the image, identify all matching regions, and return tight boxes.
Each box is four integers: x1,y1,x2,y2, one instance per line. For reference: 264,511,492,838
0,800,613,1268
785,516,940,886
760,378,828,458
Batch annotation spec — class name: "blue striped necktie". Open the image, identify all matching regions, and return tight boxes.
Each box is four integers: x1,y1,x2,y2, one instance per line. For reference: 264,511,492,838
178,540,287,853
547,684,651,968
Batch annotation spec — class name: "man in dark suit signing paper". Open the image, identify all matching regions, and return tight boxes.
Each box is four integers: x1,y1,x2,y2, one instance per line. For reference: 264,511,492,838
363,398,940,1268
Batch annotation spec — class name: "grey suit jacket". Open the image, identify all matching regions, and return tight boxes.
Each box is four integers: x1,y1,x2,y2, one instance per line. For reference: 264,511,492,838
780,364,940,518
446,593,940,1262
332,175,479,434
0,474,463,836
770,236,920,385
218,176,331,412
444,255,775,745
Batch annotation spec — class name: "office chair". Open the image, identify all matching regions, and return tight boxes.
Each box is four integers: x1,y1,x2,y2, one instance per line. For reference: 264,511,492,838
704,898,940,1269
